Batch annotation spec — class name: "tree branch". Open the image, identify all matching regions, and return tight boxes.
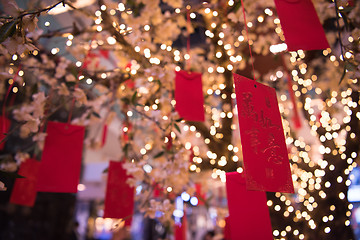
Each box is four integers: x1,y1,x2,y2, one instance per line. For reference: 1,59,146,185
1,1,68,20
98,0,151,68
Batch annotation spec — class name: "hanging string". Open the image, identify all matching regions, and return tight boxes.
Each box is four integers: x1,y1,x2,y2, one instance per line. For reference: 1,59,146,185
2,65,22,134
281,54,301,129
240,0,256,81
334,0,348,85
334,0,345,63
67,35,96,124
186,6,191,72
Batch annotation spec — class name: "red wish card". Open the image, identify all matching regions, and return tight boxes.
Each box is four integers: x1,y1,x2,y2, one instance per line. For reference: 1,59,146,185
225,172,273,240
175,70,205,122
223,217,231,240
0,117,10,150
195,183,205,206
103,161,134,226
175,212,187,240
274,0,329,51
36,121,85,193
10,159,40,207
234,73,294,193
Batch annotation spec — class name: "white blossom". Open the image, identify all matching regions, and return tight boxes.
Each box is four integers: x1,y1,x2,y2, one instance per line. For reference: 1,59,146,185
0,181,6,191
14,152,30,164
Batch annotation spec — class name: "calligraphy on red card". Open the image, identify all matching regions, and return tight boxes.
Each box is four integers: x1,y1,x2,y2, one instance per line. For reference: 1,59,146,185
233,73,294,193
175,70,205,122
225,172,273,240
274,0,329,51
36,121,85,193
10,158,40,207
103,161,134,226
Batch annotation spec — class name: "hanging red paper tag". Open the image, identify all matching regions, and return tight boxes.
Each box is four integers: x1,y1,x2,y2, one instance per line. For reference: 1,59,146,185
124,78,135,89
101,124,108,147
175,212,187,240
10,158,40,206
175,224,185,240
234,73,294,193
0,117,10,150
103,161,134,226
288,76,302,129
175,70,205,122
225,172,273,240
274,0,329,51
223,217,231,240
36,121,85,193
152,182,162,198
195,183,205,206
